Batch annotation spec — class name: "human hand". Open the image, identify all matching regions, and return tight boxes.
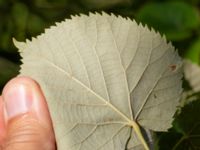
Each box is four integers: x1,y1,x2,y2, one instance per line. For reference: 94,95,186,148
0,77,56,150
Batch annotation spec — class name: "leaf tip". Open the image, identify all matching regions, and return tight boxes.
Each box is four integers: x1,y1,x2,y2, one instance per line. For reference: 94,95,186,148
12,38,26,52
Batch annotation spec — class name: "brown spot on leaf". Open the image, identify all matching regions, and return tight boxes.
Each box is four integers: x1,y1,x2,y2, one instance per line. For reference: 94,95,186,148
169,64,177,71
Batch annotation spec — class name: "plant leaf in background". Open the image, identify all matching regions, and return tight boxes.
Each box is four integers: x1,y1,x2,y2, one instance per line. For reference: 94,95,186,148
158,99,200,150
11,2,29,40
136,2,200,41
184,60,200,92
0,57,19,91
80,0,131,9
14,13,182,150
26,14,46,36
184,38,200,64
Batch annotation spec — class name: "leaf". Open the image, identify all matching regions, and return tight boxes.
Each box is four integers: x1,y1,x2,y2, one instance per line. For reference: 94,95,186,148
184,38,200,64
79,0,131,9
184,60,200,92
0,18,15,52
156,129,183,150
0,57,19,91
14,12,182,150
26,14,46,36
12,2,28,30
158,100,200,150
136,2,200,41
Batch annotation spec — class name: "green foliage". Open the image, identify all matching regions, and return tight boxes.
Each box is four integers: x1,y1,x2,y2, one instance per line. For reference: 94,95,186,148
80,0,131,9
136,2,200,41
1,0,200,149
185,38,200,64
158,99,200,150
0,57,19,91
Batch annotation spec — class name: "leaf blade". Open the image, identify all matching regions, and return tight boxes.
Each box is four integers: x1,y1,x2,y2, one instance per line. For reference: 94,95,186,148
15,12,182,150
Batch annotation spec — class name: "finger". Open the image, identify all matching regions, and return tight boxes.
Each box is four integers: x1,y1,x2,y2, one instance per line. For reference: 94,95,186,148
0,96,6,143
1,76,56,150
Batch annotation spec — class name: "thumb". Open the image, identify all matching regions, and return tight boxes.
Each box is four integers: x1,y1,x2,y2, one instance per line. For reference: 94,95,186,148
1,77,56,150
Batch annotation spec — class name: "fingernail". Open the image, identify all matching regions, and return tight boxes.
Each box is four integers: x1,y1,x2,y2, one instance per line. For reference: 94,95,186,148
3,83,33,120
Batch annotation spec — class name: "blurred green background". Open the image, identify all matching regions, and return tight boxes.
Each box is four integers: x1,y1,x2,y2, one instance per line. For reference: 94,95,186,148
1,0,200,149
1,0,200,88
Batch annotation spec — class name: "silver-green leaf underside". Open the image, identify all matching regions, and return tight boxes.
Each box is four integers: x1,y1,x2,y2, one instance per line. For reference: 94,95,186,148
14,12,182,150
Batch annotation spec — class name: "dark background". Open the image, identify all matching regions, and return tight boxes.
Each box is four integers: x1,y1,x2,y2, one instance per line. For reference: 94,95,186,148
1,0,200,149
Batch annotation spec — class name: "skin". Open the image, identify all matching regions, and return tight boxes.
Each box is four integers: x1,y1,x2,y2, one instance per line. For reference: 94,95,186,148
0,77,56,150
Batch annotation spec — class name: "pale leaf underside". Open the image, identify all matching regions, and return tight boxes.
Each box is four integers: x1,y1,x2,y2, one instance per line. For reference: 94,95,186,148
15,12,182,150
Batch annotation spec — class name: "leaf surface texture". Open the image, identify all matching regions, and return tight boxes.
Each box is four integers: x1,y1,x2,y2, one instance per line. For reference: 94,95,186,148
15,12,182,150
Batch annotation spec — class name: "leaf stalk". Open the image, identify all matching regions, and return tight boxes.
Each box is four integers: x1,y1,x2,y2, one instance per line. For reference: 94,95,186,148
130,121,150,150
